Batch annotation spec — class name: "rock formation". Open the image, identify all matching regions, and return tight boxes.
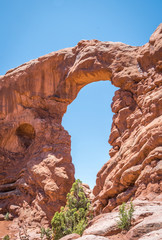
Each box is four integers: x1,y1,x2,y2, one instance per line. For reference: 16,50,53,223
60,199,162,240
0,24,161,238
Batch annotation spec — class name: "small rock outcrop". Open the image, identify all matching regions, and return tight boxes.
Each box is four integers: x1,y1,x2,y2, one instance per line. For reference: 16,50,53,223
0,24,161,238
59,199,162,240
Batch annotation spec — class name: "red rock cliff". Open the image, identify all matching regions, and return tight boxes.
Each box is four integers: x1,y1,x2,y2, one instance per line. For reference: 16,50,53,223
0,24,161,226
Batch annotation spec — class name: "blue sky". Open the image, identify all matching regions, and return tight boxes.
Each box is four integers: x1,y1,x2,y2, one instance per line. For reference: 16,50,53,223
0,0,162,188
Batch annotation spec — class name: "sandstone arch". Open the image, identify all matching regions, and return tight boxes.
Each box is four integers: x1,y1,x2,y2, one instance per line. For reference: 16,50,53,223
0,24,161,225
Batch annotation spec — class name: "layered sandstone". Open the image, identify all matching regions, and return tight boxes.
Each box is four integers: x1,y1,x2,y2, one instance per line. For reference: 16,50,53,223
0,24,161,237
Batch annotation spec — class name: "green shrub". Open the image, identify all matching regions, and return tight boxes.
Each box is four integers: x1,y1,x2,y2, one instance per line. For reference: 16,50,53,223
51,179,93,240
117,201,134,230
3,235,10,240
40,227,52,239
4,212,9,221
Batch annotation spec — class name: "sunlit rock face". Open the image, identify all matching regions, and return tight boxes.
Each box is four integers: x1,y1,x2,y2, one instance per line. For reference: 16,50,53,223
0,24,161,227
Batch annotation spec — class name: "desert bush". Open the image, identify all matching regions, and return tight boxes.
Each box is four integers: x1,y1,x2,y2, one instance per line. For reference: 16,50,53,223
51,179,92,240
4,212,9,221
3,235,10,240
117,201,134,230
40,227,52,240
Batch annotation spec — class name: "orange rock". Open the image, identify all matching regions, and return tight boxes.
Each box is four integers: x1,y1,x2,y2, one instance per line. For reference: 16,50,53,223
0,24,161,235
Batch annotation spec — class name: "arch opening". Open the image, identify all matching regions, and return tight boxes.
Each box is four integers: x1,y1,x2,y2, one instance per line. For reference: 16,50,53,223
62,80,118,189
16,123,35,149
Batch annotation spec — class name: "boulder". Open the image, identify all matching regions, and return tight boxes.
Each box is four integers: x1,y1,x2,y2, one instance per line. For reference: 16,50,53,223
60,233,80,240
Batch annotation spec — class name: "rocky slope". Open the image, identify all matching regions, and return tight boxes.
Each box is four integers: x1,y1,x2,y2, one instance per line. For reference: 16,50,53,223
59,199,162,240
0,24,161,239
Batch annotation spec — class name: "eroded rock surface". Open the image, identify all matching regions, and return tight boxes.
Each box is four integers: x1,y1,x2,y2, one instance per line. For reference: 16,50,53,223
0,24,161,238
61,199,162,240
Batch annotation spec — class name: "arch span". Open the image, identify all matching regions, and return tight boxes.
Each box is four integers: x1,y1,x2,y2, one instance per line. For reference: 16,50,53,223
0,39,140,119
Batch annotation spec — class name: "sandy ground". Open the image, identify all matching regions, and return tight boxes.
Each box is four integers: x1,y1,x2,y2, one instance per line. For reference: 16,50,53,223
0,221,18,239
0,221,130,240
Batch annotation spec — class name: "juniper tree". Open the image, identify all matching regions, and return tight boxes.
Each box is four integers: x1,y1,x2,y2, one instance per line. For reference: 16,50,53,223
51,179,92,240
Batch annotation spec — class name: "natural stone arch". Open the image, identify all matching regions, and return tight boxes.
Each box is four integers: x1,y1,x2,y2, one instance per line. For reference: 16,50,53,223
0,39,141,119
0,24,161,226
